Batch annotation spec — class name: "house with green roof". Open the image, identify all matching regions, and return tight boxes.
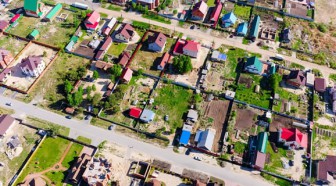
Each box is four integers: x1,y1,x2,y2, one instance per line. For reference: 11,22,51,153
28,29,39,40
24,0,43,17
249,15,260,41
257,132,268,153
244,56,263,75
44,3,62,22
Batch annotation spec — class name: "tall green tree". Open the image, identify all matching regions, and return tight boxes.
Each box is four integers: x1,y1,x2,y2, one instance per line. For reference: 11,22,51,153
93,70,99,80
269,74,282,91
64,80,73,94
173,55,192,74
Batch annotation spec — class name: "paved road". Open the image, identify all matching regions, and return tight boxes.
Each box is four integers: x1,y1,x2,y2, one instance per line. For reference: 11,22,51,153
0,95,273,186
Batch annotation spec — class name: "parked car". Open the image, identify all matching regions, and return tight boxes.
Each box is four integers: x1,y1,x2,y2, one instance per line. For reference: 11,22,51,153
84,115,91,120
194,156,202,161
6,102,11,106
108,125,115,131
190,25,195,29
65,115,72,119
185,148,191,155
289,160,294,166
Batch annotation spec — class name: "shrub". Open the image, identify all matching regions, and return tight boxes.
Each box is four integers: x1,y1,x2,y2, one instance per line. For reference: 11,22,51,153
317,24,328,33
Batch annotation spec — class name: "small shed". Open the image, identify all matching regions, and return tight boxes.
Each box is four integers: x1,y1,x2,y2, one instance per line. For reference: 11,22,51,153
211,50,227,62
140,109,155,123
255,85,260,93
225,90,235,100
187,109,198,122
306,72,315,87
129,107,142,118
28,29,39,40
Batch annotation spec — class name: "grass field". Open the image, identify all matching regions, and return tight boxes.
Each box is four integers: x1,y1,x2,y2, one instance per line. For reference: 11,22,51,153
61,143,83,168
76,136,92,144
107,42,127,57
234,4,251,20
15,137,70,184
27,116,70,136
0,106,14,114
0,35,28,56
207,0,215,7
8,9,81,48
151,84,193,130
44,171,67,186
273,88,299,112
91,117,112,129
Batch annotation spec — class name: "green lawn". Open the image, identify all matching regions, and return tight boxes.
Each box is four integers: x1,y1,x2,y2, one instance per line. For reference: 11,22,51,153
0,35,28,55
264,141,287,171
107,4,122,11
91,117,112,129
26,116,70,137
234,141,246,154
8,9,81,48
233,4,251,20
273,88,299,112
329,73,336,82
61,143,83,168
0,106,14,114
150,84,193,130
76,136,92,144
142,12,171,24
15,137,70,184
235,75,272,109
207,0,215,7
44,171,67,186
289,62,305,70
107,42,127,57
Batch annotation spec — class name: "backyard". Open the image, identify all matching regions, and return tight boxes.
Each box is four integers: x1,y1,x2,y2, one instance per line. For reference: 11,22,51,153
107,42,127,57
235,74,272,109
233,4,252,21
0,34,28,56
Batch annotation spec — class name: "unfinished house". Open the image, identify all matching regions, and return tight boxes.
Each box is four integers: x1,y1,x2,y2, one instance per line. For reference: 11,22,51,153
259,28,276,41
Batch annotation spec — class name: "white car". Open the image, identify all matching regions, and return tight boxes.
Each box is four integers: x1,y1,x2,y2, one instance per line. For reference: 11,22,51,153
194,156,202,161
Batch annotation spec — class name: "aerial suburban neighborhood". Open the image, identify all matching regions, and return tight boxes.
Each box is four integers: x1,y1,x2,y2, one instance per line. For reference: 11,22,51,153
0,0,335,185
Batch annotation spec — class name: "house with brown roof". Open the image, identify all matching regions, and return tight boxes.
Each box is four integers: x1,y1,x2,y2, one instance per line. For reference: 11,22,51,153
68,153,92,184
317,155,336,184
314,77,327,93
148,32,167,52
0,20,9,32
0,68,11,82
120,68,133,83
20,56,45,77
0,48,13,69
157,52,169,70
23,177,47,186
95,36,113,60
286,70,306,89
191,1,208,21
95,61,113,72
115,23,135,43
0,114,15,138
118,51,131,67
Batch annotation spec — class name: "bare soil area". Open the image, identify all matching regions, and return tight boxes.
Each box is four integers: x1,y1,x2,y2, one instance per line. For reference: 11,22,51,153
270,115,295,132
315,0,336,24
234,107,261,131
201,100,230,152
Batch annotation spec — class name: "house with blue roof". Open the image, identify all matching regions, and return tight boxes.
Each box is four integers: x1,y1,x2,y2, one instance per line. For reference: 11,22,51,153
179,124,192,145
249,15,261,41
221,12,237,28
244,56,263,75
236,22,248,36
211,51,227,62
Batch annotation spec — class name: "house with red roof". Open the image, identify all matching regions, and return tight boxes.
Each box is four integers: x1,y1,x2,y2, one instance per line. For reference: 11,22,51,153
115,23,135,43
278,128,307,149
157,52,169,71
0,48,13,69
317,155,336,184
129,107,142,118
314,77,327,93
119,51,131,67
148,32,167,52
20,56,45,77
120,68,133,83
84,11,100,30
173,39,200,58
10,14,22,23
209,2,222,22
191,1,208,21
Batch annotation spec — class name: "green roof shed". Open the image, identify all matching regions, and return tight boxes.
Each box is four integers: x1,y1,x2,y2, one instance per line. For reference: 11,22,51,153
45,3,62,21
29,29,39,39
257,132,268,153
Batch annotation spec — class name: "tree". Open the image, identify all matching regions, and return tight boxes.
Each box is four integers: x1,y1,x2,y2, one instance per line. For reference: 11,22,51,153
92,84,96,91
110,64,122,77
173,55,192,74
64,80,73,94
144,6,149,14
93,70,99,80
173,9,178,15
269,74,282,91
92,93,101,106
157,6,161,12
103,54,108,62
86,86,92,95
132,2,136,9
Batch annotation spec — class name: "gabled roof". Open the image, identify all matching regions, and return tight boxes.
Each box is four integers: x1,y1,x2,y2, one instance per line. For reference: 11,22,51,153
197,128,215,150
314,77,326,92
257,132,268,153
158,52,169,69
237,22,248,35
210,3,223,22
183,40,199,52
95,61,112,71
246,56,263,73
222,12,237,24
129,107,142,118
148,32,167,48
187,109,198,122
119,51,131,67
192,1,208,16
280,128,307,148
121,67,133,82
24,0,40,12
287,70,306,86
118,23,135,40
0,114,15,136
249,15,261,38
0,20,9,30
140,109,155,122
29,177,46,186
30,29,39,38
180,129,191,145
100,36,112,51
20,56,43,71
317,155,336,182
254,151,266,169
45,3,62,20
86,11,100,25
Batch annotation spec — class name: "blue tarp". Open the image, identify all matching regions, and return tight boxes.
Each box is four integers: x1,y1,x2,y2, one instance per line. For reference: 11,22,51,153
180,130,191,145
218,53,227,61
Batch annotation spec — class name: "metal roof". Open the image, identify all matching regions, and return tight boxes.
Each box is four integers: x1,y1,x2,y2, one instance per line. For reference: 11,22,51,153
180,130,191,145
45,3,62,20
197,128,215,151
140,109,155,123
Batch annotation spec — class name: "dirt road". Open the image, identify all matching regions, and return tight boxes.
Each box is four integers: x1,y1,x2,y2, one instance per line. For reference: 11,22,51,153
97,8,336,79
